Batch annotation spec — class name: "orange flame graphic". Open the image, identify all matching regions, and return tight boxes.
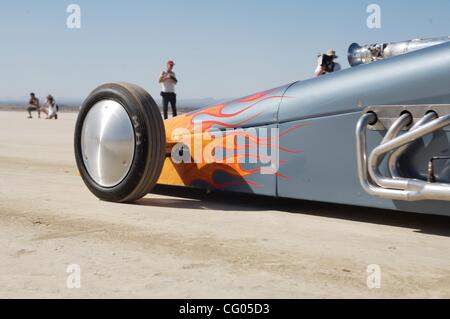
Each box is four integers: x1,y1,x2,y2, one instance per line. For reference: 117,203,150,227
158,90,308,190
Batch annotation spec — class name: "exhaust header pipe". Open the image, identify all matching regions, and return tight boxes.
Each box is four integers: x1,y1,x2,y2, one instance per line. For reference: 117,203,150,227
348,36,450,67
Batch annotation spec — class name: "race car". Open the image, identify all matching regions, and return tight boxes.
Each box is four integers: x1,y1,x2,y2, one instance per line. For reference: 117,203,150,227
74,37,450,216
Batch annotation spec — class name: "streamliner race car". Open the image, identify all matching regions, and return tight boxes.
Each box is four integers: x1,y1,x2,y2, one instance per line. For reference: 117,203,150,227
74,37,450,216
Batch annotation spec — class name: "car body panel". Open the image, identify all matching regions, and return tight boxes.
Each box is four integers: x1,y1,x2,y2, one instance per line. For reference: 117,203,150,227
278,41,450,123
158,86,291,195
277,113,450,216
157,42,450,216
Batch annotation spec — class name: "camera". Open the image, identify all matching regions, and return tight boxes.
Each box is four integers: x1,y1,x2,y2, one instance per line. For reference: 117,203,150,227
318,54,334,73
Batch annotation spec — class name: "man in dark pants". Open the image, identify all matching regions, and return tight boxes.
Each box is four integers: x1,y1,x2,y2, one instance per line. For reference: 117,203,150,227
26,92,41,119
159,60,178,119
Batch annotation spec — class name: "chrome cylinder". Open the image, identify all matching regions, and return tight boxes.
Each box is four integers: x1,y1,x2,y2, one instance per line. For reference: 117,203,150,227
348,36,450,67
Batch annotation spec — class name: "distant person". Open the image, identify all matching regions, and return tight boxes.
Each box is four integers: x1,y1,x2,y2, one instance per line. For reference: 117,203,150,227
42,95,59,120
315,49,341,77
26,92,41,119
159,60,178,119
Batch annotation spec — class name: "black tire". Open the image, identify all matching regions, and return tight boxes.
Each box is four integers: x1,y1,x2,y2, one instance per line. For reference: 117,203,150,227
74,82,166,203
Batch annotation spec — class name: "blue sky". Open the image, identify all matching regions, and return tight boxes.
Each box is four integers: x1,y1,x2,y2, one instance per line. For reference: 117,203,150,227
0,0,449,101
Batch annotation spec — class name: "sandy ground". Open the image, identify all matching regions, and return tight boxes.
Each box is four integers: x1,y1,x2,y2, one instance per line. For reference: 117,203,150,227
1,110,450,299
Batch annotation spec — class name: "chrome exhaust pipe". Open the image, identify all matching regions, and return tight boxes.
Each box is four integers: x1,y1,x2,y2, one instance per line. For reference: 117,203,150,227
356,111,450,202
388,112,438,179
348,36,450,67
369,113,414,191
356,113,409,200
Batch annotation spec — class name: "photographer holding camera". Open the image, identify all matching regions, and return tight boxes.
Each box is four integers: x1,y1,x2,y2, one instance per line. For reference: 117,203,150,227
315,49,341,77
159,60,178,119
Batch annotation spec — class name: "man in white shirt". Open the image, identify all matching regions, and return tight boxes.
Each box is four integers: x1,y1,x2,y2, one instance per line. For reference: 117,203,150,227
42,94,59,120
159,60,178,119
315,49,341,77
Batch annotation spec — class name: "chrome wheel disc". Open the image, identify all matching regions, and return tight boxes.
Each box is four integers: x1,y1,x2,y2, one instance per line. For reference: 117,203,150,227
81,100,135,187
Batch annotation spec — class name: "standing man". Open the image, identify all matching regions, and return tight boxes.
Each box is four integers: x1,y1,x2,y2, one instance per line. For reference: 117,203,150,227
315,49,341,77
159,60,178,119
26,92,41,119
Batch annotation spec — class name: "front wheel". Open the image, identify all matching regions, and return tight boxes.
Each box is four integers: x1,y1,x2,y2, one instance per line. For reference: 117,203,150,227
74,82,166,203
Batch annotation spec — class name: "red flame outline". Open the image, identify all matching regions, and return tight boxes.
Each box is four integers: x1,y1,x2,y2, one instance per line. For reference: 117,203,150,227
163,89,308,190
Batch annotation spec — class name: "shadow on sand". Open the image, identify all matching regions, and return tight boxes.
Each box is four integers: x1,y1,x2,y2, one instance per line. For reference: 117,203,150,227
132,185,450,238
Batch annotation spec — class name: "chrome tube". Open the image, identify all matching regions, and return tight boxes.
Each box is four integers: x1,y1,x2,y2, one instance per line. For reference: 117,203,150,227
381,113,412,144
355,113,410,200
384,37,450,58
356,113,450,202
348,36,450,67
388,112,438,179
370,115,450,161
373,113,412,169
416,183,450,201
367,114,450,200
368,113,413,190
